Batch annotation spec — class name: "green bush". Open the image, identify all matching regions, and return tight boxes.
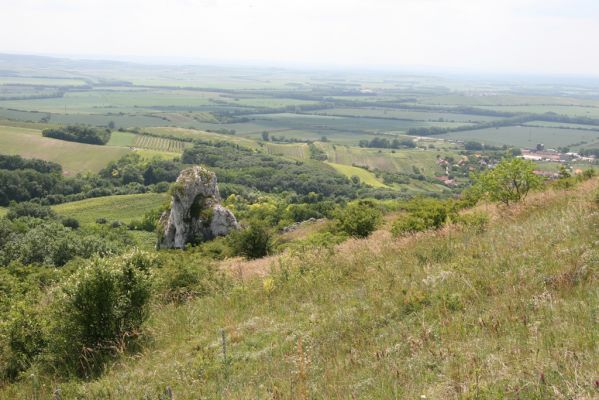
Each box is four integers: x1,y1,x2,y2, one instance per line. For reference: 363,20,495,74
6,201,56,220
1,304,47,381
454,212,489,233
46,250,155,376
335,200,382,238
392,199,453,236
229,221,272,259
61,217,80,229
153,254,229,304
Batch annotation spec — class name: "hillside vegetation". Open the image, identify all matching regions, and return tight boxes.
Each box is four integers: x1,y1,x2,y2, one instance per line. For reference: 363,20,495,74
3,180,597,399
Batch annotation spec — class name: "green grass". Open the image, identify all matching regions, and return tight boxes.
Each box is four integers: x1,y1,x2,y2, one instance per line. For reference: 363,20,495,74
7,181,597,398
107,130,136,147
0,207,6,218
325,162,389,188
0,125,130,175
52,193,168,225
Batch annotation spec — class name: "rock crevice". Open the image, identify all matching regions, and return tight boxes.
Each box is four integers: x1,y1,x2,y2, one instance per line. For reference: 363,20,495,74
157,166,239,249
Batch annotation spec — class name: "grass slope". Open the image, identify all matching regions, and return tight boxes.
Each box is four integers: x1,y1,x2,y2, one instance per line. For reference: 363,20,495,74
52,193,167,225
325,161,389,188
0,125,130,175
11,182,596,399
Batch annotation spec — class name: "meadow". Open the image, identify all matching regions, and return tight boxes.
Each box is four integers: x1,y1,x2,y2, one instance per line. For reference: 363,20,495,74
4,176,596,399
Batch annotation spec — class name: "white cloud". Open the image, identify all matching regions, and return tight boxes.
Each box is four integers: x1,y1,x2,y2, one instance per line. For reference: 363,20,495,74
0,0,598,75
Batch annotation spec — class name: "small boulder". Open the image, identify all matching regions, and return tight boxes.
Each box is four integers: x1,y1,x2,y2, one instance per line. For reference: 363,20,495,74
157,166,239,249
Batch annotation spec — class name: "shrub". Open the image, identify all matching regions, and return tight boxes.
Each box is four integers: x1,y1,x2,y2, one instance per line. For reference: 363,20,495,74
335,200,382,238
46,250,155,376
153,255,228,303
6,201,56,220
454,212,489,233
229,221,272,259
392,199,453,236
61,217,80,229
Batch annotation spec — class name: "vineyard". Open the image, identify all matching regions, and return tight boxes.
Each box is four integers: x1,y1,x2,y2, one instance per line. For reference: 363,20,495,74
133,134,186,153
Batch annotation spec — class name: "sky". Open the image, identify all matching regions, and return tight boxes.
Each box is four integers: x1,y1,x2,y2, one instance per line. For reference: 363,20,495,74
1,0,598,75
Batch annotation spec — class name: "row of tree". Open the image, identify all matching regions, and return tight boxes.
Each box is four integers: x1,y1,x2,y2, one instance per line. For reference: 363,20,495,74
42,125,112,145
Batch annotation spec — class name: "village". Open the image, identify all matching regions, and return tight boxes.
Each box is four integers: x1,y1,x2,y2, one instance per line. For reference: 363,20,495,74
433,141,598,186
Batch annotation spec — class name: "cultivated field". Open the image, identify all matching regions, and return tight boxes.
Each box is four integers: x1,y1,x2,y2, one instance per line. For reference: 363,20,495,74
438,126,599,149
325,162,389,188
133,135,187,153
0,125,129,174
52,193,168,225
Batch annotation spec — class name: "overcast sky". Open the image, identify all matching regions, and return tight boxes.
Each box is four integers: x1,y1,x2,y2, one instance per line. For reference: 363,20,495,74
1,0,598,75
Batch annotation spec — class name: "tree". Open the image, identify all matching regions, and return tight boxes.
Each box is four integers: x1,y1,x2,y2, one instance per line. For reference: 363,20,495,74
261,131,270,141
472,158,542,206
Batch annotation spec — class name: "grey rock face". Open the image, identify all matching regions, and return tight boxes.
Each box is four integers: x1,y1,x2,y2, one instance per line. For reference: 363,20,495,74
157,166,239,249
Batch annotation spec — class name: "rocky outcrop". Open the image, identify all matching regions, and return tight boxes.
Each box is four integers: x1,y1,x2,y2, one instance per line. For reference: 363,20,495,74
157,166,239,249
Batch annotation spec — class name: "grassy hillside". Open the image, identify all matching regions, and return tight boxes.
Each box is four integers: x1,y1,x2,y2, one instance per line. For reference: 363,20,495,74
52,193,167,225
0,125,130,174
7,181,596,399
325,161,389,188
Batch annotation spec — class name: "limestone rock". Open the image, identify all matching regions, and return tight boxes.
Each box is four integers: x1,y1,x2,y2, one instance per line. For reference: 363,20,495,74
157,166,239,249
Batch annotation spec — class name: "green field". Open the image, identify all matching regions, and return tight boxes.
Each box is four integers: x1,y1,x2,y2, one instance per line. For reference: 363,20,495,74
321,144,452,175
312,107,499,123
133,135,187,153
52,193,168,225
325,162,389,188
438,126,599,149
107,130,136,146
0,125,130,174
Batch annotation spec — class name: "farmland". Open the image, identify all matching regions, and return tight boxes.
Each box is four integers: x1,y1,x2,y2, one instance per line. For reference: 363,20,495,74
438,126,599,149
52,193,167,225
133,135,187,152
1,53,599,191
0,124,130,174
325,162,389,188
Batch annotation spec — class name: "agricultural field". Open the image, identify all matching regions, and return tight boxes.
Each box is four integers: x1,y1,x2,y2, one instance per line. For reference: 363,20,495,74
0,125,130,174
417,94,599,107
0,89,224,114
133,135,187,153
52,193,167,226
264,142,310,159
312,107,499,123
438,126,599,149
478,105,599,118
107,130,136,146
144,127,259,148
325,162,389,188
320,143,454,175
